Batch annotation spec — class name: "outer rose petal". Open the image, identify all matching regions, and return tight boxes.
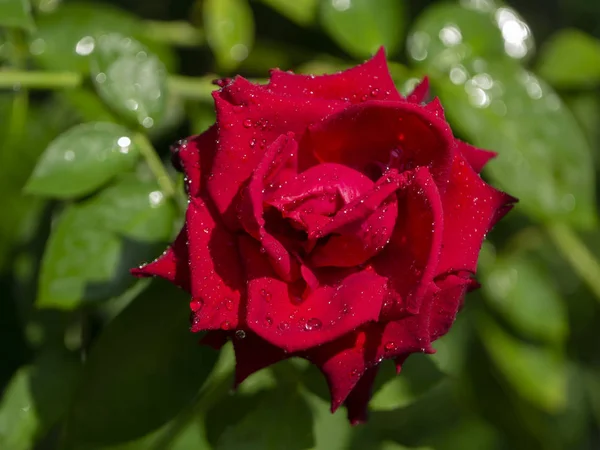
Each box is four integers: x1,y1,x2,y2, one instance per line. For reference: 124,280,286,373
170,125,218,197
208,78,347,224
239,236,387,353
406,77,430,104
232,332,288,386
344,366,379,425
375,167,443,317
268,48,402,103
187,197,246,332
436,154,515,276
131,227,190,292
429,274,472,341
457,140,497,173
303,101,455,187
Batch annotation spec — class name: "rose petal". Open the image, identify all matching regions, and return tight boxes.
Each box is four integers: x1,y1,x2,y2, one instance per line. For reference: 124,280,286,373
232,331,289,386
375,167,444,317
238,134,300,281
429,274,472,341
457,140,497,173
436,154,516,276
303,101,455,187
310,171,402,268
344,366,379,425
187,197,246,332
199,330,230,350
170,126,218,197
406,77,429,104
208,78,347,225
424,97,445,119
268,48,402,103
239,236,387,353
131,227,191,292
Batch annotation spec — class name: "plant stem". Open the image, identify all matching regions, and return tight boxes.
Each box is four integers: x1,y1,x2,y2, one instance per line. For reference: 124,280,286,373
0,70,83,89
546,223,600,302
134,132,176,198
142,20,204,47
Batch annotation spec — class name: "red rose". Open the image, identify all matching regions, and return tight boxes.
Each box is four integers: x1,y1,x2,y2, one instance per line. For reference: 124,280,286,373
133,48,515,423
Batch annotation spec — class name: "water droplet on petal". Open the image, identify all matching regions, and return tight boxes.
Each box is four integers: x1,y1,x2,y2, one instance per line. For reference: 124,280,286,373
243,119,253,128
278,321,290,331
224,298,234,311
264,316,273,327
235,330,246,339
305,318,322,331
220,320,232,331
190,299,203,312
260,289,272,302
384,341,397,352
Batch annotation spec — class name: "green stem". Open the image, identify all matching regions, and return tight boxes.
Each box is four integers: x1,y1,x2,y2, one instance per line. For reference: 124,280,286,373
134,133,176,198
546,223,600,302
142,20,204,47
0,70,82,89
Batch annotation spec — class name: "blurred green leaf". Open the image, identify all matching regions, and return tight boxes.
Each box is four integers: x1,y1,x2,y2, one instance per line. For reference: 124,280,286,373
303,390,351,450
536,29,600,89
203,0,254,71
480,252,568,344
320,0,406,59
25,122,139,199
90,33,168,129
0,350,80,450
66,279,219,447
409,4,596,227
29,3,177,73
259,0,317,26
216,385,314,450
0,0,34,31
478,313,567,412
371,355,444,412
37,177,174,309
407,2,534,67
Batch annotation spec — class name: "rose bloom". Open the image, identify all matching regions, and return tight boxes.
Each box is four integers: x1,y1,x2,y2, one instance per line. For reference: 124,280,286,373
133,49,515,423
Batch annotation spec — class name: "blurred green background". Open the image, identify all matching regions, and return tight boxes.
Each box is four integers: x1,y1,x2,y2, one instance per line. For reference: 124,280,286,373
1,0,600,448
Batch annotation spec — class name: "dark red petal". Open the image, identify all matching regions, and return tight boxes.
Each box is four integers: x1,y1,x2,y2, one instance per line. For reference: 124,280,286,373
303,101,455,186
436,154,515,276
457,140,497,173
429,274,471,341
208,78,347,225
232,331,289,386
406,77,429,104
239,236,387,353
171,126,218,197
375,167,443,317
306,312,433,411
187,197,246,332
199,330,230,350
268,48,402,103
238,134,300,281
131,227,191,292
424,97,445,119
344,366,379,425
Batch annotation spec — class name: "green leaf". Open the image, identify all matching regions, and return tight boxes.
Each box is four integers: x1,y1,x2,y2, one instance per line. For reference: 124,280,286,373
304,390,351,450
203,0,254,71
0,0,34,31
29,3,177,73
320,0,406,59
477,314,567,412
427,60,595,227
407,2,534,68
0,351,80,450
90,33,168,129
536,29,600,88
371,354,444,411
259,0,318,26
66,279,219,447
25,122,139,199
216,386,314,450
37,177,174,309
480,252,568,344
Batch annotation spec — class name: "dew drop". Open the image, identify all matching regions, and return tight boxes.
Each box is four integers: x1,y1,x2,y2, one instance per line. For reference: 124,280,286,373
220,320,232,331
384,341,397,352
260,289,272,302
305,318,322,331
190,298,203,312
235,330,246,339
264,316,273,327
243,119,253,128
278,321,290,331
224,298,234,311
371,88,379,97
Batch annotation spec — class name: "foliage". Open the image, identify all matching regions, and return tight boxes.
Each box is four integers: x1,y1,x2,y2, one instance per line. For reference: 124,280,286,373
1,0,600,449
